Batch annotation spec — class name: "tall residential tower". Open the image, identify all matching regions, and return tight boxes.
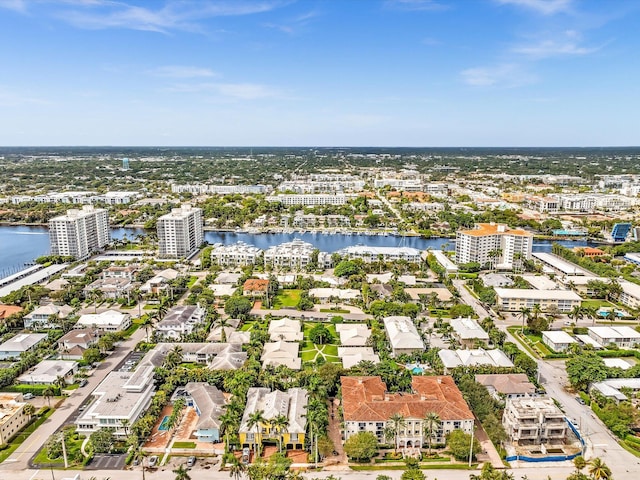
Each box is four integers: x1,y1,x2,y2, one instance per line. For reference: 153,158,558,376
49,206,110,260
455,223,533,270
157,205,203,259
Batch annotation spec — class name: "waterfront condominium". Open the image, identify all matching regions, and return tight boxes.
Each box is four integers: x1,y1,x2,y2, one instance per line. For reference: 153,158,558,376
49,205,110,260
157,205,204,259
455,222,533,270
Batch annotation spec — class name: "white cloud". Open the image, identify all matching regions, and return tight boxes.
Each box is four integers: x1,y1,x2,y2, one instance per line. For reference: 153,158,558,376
461,63,536,87
55,1,289,33
512,38,598,58
152,65,217,78
0,0,27,12
494,0,572,15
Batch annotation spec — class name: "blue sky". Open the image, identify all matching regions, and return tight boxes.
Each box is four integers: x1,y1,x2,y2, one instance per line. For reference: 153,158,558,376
0,0,638,147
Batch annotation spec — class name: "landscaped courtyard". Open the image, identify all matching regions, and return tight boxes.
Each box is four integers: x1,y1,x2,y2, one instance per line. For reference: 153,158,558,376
300,322,340,364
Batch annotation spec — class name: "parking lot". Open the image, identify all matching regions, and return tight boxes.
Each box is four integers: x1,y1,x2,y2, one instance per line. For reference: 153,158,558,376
117,351,145,372
86,454,127,470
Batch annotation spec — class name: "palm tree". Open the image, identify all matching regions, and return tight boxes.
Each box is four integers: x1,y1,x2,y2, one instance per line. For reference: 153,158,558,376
43,386,54,407
120,418,130,437
422,412,441,456
568,305,583,325
518,307,531,333
228,456,246,480
219,409,237,452
23,403,36,419
588,457,612,480
270,414,290,453
246,410,266,460
388,413,406,454
172,464,191,480
140,315,154,342
214,316,231,343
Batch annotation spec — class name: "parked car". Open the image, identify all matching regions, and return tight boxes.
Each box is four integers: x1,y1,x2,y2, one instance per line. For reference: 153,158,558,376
79,379,88,387
187,456,196,467
133,458,140,466
148,456,158,467
23,393,34,400
576,396,586,405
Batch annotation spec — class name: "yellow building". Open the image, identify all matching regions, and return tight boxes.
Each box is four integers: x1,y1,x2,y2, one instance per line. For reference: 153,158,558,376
239,388,307,450
0,393,30,445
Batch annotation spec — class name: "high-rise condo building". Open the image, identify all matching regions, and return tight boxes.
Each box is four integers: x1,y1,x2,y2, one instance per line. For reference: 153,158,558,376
157,205,203,259
49,206,110,260
455,223,533,270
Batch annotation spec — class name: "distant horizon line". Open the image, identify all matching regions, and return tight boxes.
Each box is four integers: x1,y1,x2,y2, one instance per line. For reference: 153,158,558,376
1,145,640,149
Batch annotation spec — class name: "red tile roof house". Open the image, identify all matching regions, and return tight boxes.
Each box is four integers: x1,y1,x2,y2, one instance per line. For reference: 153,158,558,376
341,376,474,448
242,279,269,297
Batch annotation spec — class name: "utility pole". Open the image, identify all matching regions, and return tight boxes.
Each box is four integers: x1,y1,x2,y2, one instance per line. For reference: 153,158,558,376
61,432,68,468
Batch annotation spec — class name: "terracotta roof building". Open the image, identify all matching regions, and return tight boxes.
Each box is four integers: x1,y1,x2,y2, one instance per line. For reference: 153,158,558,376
243,279,269,297
0,305,22,321
341,376,474,447
455,222,533,271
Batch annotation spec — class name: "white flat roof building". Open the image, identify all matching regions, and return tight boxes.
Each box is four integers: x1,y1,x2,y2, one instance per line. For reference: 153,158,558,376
455,223,533,270
268,318,303,342
494,288,582,312
49,206,110,260
337,246,422,263
587,326,640,349
266,194,348,206
619,280,640,310
542,331,577,352
531,252,594,277
211,242,262,267
263,239,315,270
157,204,203,259
75,366,155,437
76,310,131,332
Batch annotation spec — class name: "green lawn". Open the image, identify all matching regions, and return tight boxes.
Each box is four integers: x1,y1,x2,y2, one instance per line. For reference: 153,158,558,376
271,289,302,309
32,427,86,468
0,409,55,463
582,299,616,309
172,441,196,449
300,322,340,364
320,308,350,314
186,276,198,288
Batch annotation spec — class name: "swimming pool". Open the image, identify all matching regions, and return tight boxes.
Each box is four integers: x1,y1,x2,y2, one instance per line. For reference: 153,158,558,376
158,415,171,431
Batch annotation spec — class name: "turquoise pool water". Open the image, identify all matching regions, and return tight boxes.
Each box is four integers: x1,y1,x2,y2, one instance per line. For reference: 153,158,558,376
158,415,171,431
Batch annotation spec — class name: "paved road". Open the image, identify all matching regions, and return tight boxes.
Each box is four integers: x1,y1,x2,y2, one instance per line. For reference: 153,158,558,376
5,463,640,480
452,279,491,320
0,327,147,471
500,325,638,480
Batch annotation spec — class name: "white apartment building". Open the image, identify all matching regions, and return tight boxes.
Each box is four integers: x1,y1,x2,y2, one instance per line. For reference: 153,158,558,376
265,194,348,206
263,239,315,270
494,288,582,313
336,245,422,263
75,366,155,438
171,184,269,194
210,242,262,266
49,205,110,260
587,326,640,349
157,205,204,259
277,179,365,193
0,393,30,445
455,223,533,270
503,397,567,446
373,178,423,191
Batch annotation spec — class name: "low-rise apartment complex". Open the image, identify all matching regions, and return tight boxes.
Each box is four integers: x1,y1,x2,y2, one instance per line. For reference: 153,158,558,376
341,376,474,446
